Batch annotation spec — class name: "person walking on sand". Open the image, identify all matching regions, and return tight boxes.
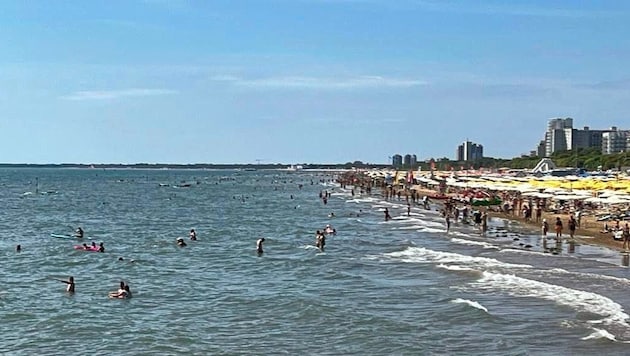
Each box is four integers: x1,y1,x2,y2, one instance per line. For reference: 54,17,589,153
542,219,549,237
623,224,630,250
554,217,563,239
407,203,411,217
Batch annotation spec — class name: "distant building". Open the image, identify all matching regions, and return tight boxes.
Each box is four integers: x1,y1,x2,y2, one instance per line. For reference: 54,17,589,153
392,154,403,167
544,118,573,157
403,154,411,166
538,118,622,156
456,140,483,161
602,128,630,154
536,140,546,157
410,154,417,167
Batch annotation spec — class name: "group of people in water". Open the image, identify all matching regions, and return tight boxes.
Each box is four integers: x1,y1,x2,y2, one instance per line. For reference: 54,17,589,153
56,276,132,299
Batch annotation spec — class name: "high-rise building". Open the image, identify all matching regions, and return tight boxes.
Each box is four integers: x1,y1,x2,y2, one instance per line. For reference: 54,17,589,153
456,141,483,161
403,154,412,166
545,118,573,157
392,154,403,167
539,118,621,157
602,128,630,154
410,154,417,167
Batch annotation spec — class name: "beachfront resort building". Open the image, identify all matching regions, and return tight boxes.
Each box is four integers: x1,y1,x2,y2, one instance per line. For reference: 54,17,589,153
456,140,483,162
537,118,624,157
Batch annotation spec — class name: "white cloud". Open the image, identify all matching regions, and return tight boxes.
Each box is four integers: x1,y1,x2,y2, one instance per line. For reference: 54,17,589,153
230,75,427,90
61,88,177,101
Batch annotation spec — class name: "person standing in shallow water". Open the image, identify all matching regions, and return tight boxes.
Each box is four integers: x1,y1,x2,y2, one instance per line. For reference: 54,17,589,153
568,215,577,238
445,215,451,233
555,217,563,239
58,276,75,293
384,208,392,221
256,238,265,255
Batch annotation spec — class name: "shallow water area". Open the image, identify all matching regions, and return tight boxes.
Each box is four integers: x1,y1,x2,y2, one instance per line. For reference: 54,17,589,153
2,168,630,355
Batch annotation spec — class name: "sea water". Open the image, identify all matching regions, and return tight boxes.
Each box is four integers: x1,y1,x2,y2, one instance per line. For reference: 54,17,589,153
1,168,630,355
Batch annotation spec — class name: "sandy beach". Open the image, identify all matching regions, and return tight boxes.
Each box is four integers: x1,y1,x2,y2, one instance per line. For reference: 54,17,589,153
339,170,630,253
411,186,627,251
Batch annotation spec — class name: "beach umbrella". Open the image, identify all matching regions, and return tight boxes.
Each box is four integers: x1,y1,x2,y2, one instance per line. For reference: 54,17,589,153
603,195,630,205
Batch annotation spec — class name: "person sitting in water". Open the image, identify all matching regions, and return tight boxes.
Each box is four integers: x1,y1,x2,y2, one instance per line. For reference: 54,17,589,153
256,238,265,255
189,229,197,241
177,238,187,247
82,243,90,250
59,276,75,293
98,242,105,253
91,241,97,248
75,227,84,238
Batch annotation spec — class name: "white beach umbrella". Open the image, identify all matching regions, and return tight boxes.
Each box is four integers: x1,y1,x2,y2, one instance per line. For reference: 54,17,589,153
603,195,630,205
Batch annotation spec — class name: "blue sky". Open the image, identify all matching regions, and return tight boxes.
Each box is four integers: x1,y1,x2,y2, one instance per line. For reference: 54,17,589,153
1,0,629,164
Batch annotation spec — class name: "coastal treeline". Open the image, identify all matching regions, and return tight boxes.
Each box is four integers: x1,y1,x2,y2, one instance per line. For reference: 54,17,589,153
385,148,630,172
1,149,628,171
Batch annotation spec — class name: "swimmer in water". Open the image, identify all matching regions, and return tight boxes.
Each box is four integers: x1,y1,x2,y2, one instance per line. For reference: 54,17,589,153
16,244,21,252
256,238,265,255
189,229,197,241
177,238,187,247
98,242,105,253
75,227,84,238
58,276,75,293
109,281,132,299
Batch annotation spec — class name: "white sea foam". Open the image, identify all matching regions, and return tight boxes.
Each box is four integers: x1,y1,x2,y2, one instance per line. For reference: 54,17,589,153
473,271,630,328
437,264,475,272
419,227,447,234
396,225,426,230
451,298,489,313
346,198,377,204
384,247,532,269
581,328,617,341
547,268,630,286
450,238,498,250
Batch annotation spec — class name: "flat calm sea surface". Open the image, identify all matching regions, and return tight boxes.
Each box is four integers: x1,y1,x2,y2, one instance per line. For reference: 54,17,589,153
2,168,630,355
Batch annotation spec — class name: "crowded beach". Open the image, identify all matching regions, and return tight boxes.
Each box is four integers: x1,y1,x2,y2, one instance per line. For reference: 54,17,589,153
338,167,630,252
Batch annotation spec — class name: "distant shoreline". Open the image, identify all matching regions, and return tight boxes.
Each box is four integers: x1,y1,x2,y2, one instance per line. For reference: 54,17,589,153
0,163,387,170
